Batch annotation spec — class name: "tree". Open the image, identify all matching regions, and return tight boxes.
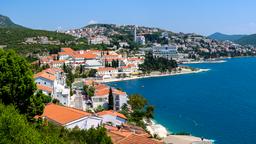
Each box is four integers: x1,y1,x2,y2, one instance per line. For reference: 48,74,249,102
63,63,67,73
88,69,97,77
120,103,129,117
26,91,48,120
128,94,148,110
145,105,154,119
0,50,42,117
0,103,42,143
83,85,95,97
108,88,114,110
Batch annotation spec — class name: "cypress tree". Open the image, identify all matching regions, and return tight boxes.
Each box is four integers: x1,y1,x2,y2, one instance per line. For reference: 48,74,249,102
108,88,114,110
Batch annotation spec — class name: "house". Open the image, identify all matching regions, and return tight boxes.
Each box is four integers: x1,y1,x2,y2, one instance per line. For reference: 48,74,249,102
96,67,119,79
97,110,127,126
152,45,179,60
36,84,53,96
39,103,102,130
85,60,103,69
105,124,162,144
91,83,128,111
51,60,66,68
34,68,70,106
34,71,57,90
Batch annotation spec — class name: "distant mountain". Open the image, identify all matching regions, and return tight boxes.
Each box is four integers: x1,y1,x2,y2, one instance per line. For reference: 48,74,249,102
236,34,256,46
0,14,26,29
208,32,246,41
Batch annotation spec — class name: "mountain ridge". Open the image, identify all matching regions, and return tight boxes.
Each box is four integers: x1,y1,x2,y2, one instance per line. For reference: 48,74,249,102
0,14,26,29
208,32,246,41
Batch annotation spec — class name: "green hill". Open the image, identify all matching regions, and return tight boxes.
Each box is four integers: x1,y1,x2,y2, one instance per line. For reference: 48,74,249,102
0,14,26,29
236,34,256,46
0,28,87,56
208,32,246,41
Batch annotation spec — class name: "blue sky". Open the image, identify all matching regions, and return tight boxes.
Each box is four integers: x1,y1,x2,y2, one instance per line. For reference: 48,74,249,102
1,0,256,35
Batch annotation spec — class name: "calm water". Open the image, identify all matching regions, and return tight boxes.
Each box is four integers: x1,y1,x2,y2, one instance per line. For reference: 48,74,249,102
110,57,256,144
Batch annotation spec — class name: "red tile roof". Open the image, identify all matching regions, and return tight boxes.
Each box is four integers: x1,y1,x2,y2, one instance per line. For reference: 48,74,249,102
41,103,91,125
34,72,56,81
37,84,53,93
97,67,117,72
97,110,127,120
116,134,163,144
82,52,97,59
61,47,74,53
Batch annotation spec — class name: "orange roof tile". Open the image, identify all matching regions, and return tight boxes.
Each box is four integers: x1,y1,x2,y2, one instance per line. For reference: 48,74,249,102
37,84,53,93
112,89,126,95
41,103,91,125
34,72,56,81
95,88,109,96
61,47,74,53
97,110,127,120
51,60,66,64
97,67,117,72
116,134,163,144
82,52,97,59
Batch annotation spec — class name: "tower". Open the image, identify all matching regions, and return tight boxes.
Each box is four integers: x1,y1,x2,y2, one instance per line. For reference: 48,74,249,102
134,25,137,42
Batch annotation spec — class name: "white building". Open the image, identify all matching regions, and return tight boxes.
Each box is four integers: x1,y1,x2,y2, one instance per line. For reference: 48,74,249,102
136,36,146,45
85,60,103,69
96,67,119,79
39,103,102,130
97,110,127,126
152,45,179,60
91,84,128,111
34,68,71,106
89,35,110,45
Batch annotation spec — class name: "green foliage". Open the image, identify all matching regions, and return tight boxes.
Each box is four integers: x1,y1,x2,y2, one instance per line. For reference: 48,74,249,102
108,88,114,110
83,85,95,97
127,94,155,126
145,105,154,119
0,28,109,58
94,105,105,113
88,69,97,77
0,103,113,144
144,33,168,45
139,52,178,73
65,126,112,144
128,94,148,110
0,50,43,117
0,103,42,144
120,103,129,117
52,98,60,105
64,65,75,87
236,34,256,46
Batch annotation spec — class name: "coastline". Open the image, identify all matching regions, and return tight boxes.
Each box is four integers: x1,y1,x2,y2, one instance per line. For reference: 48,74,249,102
96,68,210,83
181,60,226,64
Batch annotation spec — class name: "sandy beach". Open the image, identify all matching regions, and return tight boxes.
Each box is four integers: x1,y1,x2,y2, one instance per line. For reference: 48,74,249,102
96,68,210,83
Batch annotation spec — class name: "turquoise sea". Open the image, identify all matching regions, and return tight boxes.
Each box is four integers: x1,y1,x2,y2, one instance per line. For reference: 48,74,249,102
109,57,256,144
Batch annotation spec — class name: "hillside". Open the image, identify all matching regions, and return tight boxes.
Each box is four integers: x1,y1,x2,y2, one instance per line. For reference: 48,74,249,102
0,14,26,29
0,28,89,56
236,34,256,46
208,32,246,41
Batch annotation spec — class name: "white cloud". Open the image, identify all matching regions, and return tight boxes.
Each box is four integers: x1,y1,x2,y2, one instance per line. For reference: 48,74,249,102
88,20,98,25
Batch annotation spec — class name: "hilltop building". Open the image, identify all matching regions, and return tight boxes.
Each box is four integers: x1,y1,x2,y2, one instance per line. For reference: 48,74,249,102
134,26,146,45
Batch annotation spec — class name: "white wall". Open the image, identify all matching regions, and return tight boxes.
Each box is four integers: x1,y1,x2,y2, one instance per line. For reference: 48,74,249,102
65,116,102,130
35,77,54,87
